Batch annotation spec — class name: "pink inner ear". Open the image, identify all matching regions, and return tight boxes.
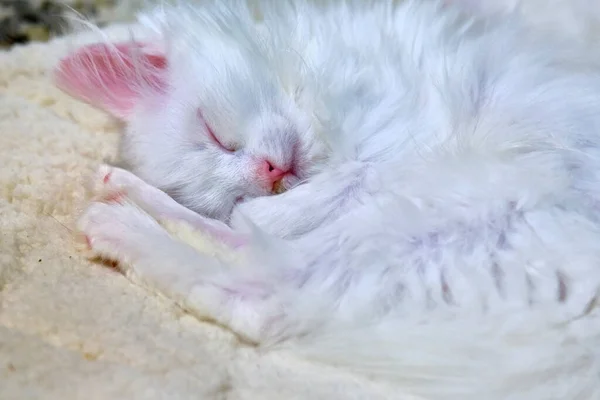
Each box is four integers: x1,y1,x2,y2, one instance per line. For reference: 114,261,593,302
54,42,167,119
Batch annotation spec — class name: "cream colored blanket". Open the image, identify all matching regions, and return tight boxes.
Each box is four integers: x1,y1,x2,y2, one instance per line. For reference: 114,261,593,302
0,25,401,400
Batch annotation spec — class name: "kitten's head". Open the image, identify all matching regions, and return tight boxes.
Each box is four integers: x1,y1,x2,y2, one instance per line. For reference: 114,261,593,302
54,1,329,221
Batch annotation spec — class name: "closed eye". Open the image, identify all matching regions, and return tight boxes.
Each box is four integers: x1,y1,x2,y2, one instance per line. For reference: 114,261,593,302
197,109,237,152
206,121,236,152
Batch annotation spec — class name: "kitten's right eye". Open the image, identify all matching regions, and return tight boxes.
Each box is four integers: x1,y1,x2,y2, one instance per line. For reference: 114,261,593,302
197,109,237,152
206,122,237,152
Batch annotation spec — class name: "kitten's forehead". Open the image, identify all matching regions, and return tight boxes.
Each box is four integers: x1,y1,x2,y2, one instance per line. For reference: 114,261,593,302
146,1,263,57
149,3,276,94
247,113,296,138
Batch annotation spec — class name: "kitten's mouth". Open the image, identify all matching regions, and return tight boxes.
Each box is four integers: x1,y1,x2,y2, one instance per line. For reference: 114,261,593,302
272,179,286,195
230,181,290,215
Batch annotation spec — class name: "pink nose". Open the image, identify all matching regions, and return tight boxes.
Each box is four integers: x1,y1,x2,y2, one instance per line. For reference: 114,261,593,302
260,160,286,190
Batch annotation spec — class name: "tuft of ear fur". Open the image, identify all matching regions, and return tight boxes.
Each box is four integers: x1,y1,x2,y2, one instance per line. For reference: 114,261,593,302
54,42,168,119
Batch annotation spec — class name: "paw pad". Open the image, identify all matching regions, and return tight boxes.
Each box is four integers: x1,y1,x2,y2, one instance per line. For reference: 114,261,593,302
102,171,113,184
104,191,125,204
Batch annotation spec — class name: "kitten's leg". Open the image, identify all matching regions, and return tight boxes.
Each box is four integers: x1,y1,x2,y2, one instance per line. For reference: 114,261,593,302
92,164,247,247
78,200,292,343
79,201,204,297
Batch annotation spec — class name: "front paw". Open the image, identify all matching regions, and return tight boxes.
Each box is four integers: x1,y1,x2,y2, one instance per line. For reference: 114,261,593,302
77,201,167,268
88,164,134,203
88,164,250,252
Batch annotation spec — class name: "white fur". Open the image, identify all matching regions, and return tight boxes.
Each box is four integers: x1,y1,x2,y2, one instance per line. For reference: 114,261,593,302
70,0,600,399
451,0,600,45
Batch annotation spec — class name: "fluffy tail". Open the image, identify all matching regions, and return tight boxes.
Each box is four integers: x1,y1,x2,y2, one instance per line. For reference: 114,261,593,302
285,307,600,400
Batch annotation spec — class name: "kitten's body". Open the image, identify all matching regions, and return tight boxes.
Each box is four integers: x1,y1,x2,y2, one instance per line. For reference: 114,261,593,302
453,0,600,45
57,1,600,399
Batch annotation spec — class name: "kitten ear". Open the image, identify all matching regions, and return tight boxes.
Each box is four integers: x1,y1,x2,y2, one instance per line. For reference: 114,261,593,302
54,42,167,120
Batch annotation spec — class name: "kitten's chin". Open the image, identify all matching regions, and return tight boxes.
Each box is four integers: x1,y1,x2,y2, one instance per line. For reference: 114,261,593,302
226,196,248,222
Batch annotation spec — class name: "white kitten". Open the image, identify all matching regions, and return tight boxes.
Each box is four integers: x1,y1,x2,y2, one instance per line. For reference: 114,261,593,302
57,1,600,399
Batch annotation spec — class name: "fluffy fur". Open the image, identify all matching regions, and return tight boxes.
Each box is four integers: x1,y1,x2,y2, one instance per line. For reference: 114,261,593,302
56,0,600,399
451,0,600,44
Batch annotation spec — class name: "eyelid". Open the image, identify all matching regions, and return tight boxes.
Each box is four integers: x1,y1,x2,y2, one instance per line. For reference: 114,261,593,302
198,110,237,152
206,121,233,151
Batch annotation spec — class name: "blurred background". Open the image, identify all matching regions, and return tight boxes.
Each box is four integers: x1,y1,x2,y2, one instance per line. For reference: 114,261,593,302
0,0,142,48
